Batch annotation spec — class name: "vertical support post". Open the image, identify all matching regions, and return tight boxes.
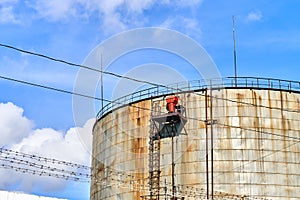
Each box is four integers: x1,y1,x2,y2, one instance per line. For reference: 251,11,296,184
164,179,167,200
210,81,214,200
205,89,209,199
172,124,175,200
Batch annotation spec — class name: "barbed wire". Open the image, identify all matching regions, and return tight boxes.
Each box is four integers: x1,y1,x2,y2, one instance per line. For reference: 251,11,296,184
0,163,89,182
0,156,90,178
0,147,91,182
0,147,90,170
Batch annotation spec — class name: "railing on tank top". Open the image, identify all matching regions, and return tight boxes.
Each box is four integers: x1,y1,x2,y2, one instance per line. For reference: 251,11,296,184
96,77,300,120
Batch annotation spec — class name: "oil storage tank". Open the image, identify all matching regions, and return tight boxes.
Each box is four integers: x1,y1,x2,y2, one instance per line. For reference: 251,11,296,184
90,77,300,200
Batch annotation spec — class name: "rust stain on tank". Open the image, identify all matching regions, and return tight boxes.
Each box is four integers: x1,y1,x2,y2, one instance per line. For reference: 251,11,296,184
91,88,300,199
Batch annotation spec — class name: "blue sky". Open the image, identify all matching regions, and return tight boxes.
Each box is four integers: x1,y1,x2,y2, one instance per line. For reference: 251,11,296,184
0,0,300,199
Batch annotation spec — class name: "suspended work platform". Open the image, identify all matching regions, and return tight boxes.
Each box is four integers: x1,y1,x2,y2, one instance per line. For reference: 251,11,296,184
151,112,187,140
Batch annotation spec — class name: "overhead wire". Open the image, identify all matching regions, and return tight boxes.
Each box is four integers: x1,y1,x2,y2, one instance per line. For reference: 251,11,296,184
212,93,300,114
0,43,168,88
216,122,300,142
1,43,300,115
0,74,300,144
0,74,152,113
200,138,300,186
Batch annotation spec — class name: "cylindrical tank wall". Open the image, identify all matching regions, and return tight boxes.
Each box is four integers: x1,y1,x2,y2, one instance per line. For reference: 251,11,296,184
91,88,300,200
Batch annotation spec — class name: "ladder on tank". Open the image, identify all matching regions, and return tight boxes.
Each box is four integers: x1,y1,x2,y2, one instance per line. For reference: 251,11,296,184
148,101,161,200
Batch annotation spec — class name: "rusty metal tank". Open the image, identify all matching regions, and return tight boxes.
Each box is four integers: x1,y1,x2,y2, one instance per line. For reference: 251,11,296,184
90,77,300,200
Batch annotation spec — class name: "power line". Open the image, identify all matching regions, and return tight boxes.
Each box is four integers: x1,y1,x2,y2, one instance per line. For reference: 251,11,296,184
186,115,300,142
201,138,300,187
1,43,300,116
0,75,104,102
0,74,151,113
216,122,300,142
212,93,300,114
1,72,298,125
1,73,299,143
0,43,167,88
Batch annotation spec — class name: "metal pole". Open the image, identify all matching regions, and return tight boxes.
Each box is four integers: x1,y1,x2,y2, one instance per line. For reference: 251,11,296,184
165,178,167,200
100,54,104,109
172,124,175,200
210,81,214,200
205,89,209,199
232,16,237,87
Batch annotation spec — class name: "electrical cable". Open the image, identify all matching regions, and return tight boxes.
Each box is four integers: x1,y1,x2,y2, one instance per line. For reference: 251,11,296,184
201,137,300,187
0,43,169,88
1,43,299,115
216,122,300,142
0,74,153,113
1,73,300,144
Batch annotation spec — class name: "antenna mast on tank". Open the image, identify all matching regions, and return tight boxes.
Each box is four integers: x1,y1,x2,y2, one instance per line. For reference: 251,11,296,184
100,54,104,109
232,16,238,87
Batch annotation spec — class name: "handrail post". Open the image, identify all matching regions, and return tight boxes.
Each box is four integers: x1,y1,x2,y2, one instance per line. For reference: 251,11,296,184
279,80,281,89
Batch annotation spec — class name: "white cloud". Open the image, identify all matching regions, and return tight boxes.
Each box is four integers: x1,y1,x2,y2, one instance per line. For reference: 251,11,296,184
0,0,205,33
27,0,204,33
102,12,127,34
0,102,93,193
0,102,33,146
176,0,204,7
0,0,19,24
125,0,154,13
0,5,18,23
30,0,77,21
0,191,67,200
0,0,18,3
160,16,202,38
246,10,263,22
